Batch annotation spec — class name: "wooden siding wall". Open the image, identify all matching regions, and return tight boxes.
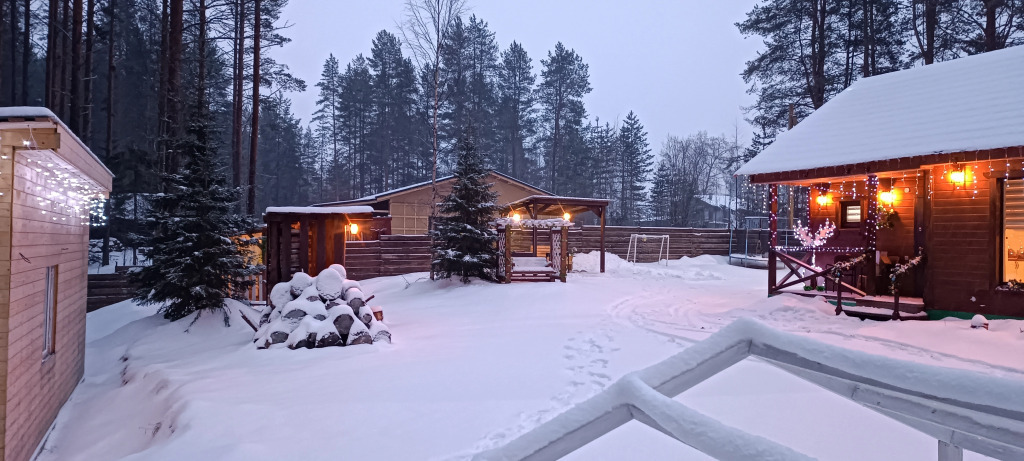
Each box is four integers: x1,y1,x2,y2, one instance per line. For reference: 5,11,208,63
924,163,1005,313
386,175,544,235
4,154,90,461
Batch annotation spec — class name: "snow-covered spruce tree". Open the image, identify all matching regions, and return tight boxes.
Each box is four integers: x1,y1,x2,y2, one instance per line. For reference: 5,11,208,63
133,112,261,322
431,125,499,283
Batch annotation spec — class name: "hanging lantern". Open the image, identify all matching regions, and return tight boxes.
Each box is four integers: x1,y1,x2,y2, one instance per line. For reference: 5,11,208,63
878,190,896,206
349,223,359,235
512,212,521,222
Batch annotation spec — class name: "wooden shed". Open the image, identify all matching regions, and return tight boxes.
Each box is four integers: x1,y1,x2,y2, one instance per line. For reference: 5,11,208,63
316,171,550,235
262,206,378,288
0,107,113,461
736,46,1024,318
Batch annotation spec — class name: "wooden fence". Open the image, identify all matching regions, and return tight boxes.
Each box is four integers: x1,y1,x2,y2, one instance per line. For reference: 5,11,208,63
340,226,731,280
345,234,432,280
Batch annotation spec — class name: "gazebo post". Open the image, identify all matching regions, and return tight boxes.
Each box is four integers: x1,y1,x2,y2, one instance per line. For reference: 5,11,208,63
600,206,606,273
529,204,538,256
768,184,778,294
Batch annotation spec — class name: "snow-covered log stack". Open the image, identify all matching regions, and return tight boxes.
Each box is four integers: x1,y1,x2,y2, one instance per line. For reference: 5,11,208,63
254,264,391,349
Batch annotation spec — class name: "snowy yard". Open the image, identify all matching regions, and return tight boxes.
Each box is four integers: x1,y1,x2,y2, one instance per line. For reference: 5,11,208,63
39,254,1024,460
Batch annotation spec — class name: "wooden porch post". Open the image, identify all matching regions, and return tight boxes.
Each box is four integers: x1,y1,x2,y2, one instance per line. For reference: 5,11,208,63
768,184,778,294
865,174,879,296
560,225,569,282
529,203,538,256
266,217,278,287
599,206,606,273
299,216,310,273
504,225,513,283
316,217,327,274
340,217,348,266
277,219,291,284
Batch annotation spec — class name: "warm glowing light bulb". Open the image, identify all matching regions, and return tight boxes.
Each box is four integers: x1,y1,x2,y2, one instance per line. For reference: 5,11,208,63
949,170,966,185
349,223,359,235
815,194,831,206
878,191,895,205
563,212,571,221
512,213,521,222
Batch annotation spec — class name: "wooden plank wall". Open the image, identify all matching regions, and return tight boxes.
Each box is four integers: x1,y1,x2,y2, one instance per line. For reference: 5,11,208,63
925,163,998,312
0,145,11,458
333,227,732,280
4,154,91,461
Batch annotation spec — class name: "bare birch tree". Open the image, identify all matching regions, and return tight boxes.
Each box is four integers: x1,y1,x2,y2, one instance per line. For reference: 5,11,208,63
399,0,465,218
399,0,465,279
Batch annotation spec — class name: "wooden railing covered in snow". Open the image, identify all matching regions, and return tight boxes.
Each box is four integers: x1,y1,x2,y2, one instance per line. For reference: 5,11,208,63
473,319,1024,461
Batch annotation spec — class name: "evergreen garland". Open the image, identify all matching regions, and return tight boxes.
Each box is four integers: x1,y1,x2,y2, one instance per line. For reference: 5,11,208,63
431,125,499,283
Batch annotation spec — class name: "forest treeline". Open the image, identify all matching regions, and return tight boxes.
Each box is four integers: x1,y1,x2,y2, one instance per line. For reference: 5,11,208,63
0,0,1022,243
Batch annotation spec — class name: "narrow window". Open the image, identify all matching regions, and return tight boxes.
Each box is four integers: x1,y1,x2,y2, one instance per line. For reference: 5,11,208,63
1003,180,1024,283
43,265,58,358
840,201,862,228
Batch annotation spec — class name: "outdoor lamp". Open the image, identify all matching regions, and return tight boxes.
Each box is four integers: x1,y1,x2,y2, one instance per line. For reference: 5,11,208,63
512,213,521,222
949,169,966,187
878,190,896,206
349,223,359,235
563,212,571,221
815,193,832,207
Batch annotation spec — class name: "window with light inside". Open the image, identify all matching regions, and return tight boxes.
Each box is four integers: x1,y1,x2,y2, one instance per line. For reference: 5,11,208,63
1004,179,1024,283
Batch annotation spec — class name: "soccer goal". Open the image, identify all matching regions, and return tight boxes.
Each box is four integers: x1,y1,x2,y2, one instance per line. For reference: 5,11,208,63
626,234,670,265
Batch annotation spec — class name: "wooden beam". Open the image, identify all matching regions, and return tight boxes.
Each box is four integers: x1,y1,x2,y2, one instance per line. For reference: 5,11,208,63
278,220,291,284
599,207,606,273
266,219,278,287
299,216,310,273
0,129,61,148
316,217,327,273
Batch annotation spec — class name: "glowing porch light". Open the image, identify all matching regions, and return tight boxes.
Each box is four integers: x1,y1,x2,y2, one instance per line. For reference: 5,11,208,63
563,212,571,221
949,169,967,187
815,194,832,207
878,190,896,206
512,213,521,222
349,223,359,235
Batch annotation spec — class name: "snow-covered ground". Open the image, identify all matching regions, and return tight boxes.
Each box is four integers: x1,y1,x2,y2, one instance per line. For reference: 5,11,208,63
38,253,1023,460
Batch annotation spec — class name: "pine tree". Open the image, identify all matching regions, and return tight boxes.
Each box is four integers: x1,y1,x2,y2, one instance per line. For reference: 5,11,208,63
538,42,591,193
134,113,260,321
495,41,537,179
431,124,498,283
616,111,653,225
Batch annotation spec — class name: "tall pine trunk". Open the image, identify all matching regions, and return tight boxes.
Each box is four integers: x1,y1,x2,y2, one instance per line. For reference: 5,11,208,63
61,0,70,119
102,0,115,267
231,0,244,194
8,0,15,104
82,0,95,143
247,0,260,215
46,0,56,108
166,0,183,172
21,0,29,105
70,0,83,132
157,0,167,174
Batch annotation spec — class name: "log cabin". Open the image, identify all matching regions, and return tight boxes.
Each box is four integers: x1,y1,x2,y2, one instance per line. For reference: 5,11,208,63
315,171,550,235
0,108,113,461
735,45,1024,319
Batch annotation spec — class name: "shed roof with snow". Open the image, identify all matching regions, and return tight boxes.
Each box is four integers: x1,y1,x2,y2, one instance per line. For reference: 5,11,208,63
736,45,1024,182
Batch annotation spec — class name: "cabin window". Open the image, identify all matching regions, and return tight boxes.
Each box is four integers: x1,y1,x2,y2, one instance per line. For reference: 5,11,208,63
43,265,58,358
840,201,862,228
1003,180,1024,283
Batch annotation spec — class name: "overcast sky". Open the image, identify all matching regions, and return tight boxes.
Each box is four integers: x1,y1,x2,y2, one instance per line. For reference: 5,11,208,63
276,0,762,151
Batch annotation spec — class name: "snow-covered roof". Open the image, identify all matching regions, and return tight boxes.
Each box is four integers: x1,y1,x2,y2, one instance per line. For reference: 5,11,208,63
736,45,1024,177
696,195,737,210
264,206,375,215
0,106,115,179
314,171,551,207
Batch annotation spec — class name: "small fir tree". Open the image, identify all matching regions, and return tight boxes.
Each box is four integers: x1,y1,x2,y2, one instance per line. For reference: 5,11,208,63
432,125,499,283
133,117,261,321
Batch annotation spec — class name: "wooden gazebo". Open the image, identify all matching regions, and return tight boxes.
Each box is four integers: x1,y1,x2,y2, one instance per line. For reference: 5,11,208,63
263,206,377,288
503,195,610,274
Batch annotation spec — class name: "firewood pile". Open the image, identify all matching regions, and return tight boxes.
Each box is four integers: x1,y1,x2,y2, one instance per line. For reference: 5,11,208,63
254,264,391,349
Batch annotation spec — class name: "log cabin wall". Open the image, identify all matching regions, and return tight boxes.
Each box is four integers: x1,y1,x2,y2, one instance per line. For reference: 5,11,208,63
922,161,1024,316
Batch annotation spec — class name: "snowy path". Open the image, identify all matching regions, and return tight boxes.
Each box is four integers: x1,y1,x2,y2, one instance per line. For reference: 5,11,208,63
37,253,1023,461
